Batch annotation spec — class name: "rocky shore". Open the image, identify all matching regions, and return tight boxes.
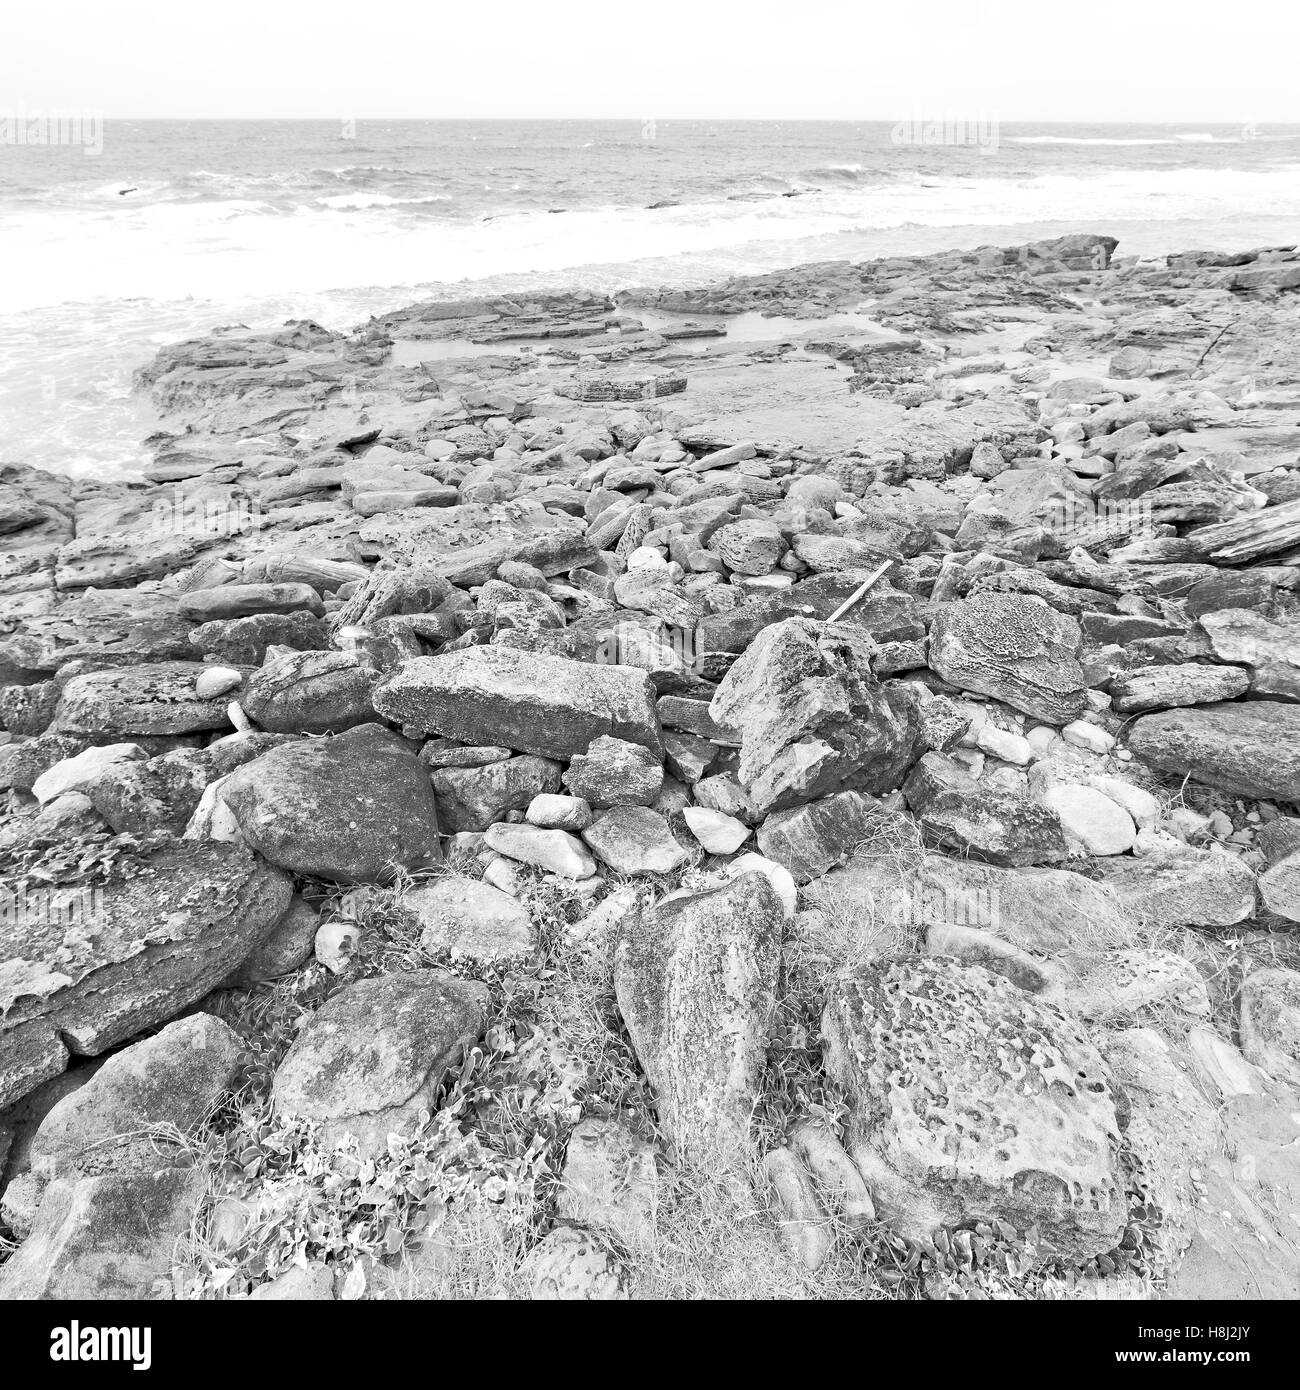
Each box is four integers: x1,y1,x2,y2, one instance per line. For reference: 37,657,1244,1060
2,231,1300,1299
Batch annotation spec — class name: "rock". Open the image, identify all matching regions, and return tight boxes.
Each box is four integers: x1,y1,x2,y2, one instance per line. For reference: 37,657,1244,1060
1238,968,1300,1087
430,755,561,833
0,840,291,1110
904,752,1068,865
225,895,319,986
709,617,919,814
83,748,211,836
1109,663,1250,714
924,918,1060,995
177,582,325,622
482,822,596,879
562,736,663,808
30,743,144,804
1040,784,1136,856
241,650,378,734
271,970,488,1156
1065,949,1210,1023
525,793,593,831
928,593,1086,723
1108,346,1152,379
405,877,535,964
1128,702,1300,802
582,806,690,875
373,647,663,761
681,806,751,855
822,957,1125,1259
194,665,243,699
976,723,1032,764
188,611,329,665
756,790,886,881
1260,851,1300,922
0,1166,202,1299
1197,609,1300,702
314,919,361,974
1096,851,1257,929
28,1013,241,1181
218,723,441,883
725,852,798,917
52,662,240,736
520,1225,631,1300
556,1117,660,1245
709,519,787,575
762,1146,831,1272
247,1263,335,1300
613,872,783,1163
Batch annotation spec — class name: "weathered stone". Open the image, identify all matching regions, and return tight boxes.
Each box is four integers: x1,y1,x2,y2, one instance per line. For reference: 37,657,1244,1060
188,610,329,665
520,1225,631,1300
1040,784,1137,856
30,743,144,804
708,519,787,575
582,806,689,875
556,1117,660,1245
562,735,664,808
928,593,1086,723
1260,850,1300,923
29,1013,241,1181
904,752,1068,866
430,755,561,833
218,722,440,883
0,840,290,1110
1096,851,1257,929
374,647,662,761
1110,662,1250,713
1065,949,1210,1023
84,748,211,836
822,957,1125,1259
225,895,319,986
177,582,325,622
681,806,751,855
1197,608,1300,702
1128,702,1300,802
52,662,239,736
710,617,919,814
482,822,596,879
762,1145,831,1272
614,873,782,1164
271,970,488,1155
526,793,593,830
406,876,535,964
241,650,378,735
756,790,885,881
1238,968,1300,1087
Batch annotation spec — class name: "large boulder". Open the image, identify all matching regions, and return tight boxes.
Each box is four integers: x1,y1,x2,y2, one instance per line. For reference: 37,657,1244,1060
271,970,488,1155
0,840,291,1110
1127,701,1300,802
614,873,782,1165
218,722,440,883
374,647,662,761
241,650,378,735
709,617,919,815
822,957,1126,1260
928,593,1086,724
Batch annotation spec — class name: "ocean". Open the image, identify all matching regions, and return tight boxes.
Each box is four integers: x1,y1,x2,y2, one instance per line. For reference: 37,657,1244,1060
2,118,1299,477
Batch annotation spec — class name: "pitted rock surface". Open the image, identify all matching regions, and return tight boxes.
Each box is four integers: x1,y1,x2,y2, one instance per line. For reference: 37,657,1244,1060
822,956,1126,1261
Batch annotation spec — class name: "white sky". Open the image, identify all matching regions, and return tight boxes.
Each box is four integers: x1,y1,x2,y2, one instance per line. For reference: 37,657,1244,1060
1,0,1296,122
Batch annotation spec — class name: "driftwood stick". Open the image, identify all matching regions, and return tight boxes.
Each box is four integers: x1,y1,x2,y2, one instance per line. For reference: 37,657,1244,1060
827,558,893,623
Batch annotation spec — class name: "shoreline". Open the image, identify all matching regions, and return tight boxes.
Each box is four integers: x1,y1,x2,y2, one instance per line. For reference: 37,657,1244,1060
2,229,1300,1300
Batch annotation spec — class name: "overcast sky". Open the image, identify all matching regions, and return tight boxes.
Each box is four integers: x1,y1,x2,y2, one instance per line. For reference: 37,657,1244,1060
1,0,1295,122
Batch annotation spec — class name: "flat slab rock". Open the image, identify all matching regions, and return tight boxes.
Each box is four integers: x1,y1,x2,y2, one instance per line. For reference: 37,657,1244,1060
0,840,292,1110
51,661,241,736
822,956,1126,1261
1127,701,1300,802
1095,850,1257,930
374,646,663,762
271,969,489,1155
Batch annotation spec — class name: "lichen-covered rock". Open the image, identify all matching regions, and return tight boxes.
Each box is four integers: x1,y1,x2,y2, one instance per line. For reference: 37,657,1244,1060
83,747,210,836
755,790,885,881
373,646,663,761
240,649,378,735
430,754,561,833
188,610,330,665
520,1225,631,1300
1064,949,1211,1023
709,617,920,815
51,661,240,736
0,840,291,1110
1127,701,1300,802
218,722,440,883
822,957,1126,1260
614,873,783,1164
0,1166,203,1300
1238,968,1300,1087
1258,851,1300,924
28,1013,242,1181
556,1117,660,1246
271,970,488,1155
1096,851,1257,929
562,735,663,808
224,894,319,986
904,752,1068,866
406,876,536,964
582,806,689,876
